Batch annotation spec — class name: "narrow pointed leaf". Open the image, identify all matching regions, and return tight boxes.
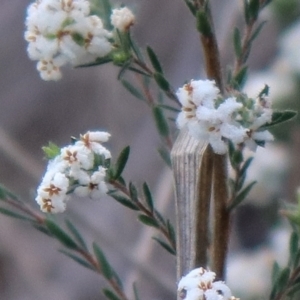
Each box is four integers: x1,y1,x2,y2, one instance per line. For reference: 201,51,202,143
196,10,212,36
233,27,242,58
138,215,159,228
147,46,163,74
289,231,299,267
232,66,248,89
59,250,95,271
133,282,140,300
157,147,171,167
153,106,170,137
108,191,139,211
114,146,130,179
240,157,254,177
121,80,145,101
228,181,257,211
261,110,297,129
65,219,88,251
142,183,154,213
152,237,176,255
45,219,78,249
76,56,112,68
93,243,112,279
154,72,170,92
159,104,180,113
129,182,139,202
0,185,18,201
248,0,260,21
103,289,121,300
154,210,167,226
271,261,281,284
128,34,144,63
32,224,51,236
250,21,267,43
0,207,33,221
167,220,176,246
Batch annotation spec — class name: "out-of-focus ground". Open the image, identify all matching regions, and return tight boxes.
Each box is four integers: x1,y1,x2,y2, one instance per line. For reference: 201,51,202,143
0,0,299,299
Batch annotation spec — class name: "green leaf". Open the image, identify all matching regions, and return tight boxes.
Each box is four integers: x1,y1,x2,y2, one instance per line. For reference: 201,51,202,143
276,267,290,295
42,142,60,159
76,55,112,68
0,207,33,221
65,220,88,251
152,106,170,137
228,181,257,211
103,289,121,300
59,250,95,271
117,59,131,80
114,146,130,180
232,66,248,90
128,33,144,63
121,80,145,101
167,220,176,247
232,149,244,168
93,243,113,280
233,27,243,58
142,183,154,213
184,0,197,16
45,219,78,250
244,0,250,24
248,0,260,21
236,172,247,192
261,110,297,129
289,231,299,267
154,210,167,226
32,224,52,236
108,191,139,211
249,21,267,43
152,237,176,255
153,72,170,92
158,104,180,113
0,185,19,201
138,215,159,228
133,282,140,300
147,46,163,74
129,182,139,203
196,10,212,36
240,157,254,177
271,261,281,284
157,147,171,167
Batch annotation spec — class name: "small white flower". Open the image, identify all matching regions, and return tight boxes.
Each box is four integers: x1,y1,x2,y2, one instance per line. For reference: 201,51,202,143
60,144,94,170
74,166,108,198
76,131,111,158
111,7,135,31
178,267,237,300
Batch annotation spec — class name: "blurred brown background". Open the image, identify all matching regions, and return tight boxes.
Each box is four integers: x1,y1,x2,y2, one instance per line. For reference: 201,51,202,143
0,0,299,299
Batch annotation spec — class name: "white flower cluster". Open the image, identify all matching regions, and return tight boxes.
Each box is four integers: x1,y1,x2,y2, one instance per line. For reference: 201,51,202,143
24,0,135,80
178,267,239,300
110,7,135,32
176,79,274,154
36,131,111,213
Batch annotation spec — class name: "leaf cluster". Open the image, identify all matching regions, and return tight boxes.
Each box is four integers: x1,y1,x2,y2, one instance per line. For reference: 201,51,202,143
270,229,300,300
